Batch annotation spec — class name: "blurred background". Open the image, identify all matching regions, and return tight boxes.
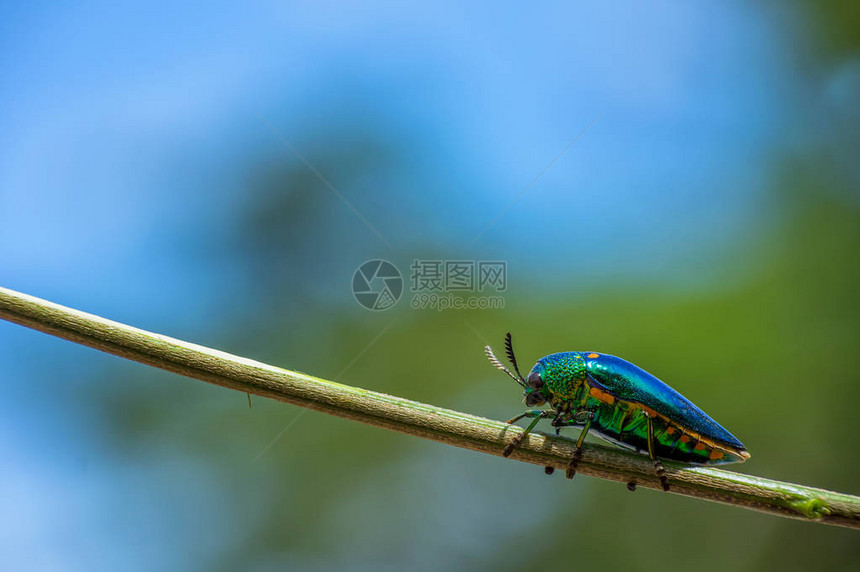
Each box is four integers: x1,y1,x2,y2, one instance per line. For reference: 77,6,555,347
1,1,859,570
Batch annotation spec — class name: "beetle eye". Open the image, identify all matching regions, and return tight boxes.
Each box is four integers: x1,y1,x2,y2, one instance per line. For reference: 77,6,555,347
527,372,543,389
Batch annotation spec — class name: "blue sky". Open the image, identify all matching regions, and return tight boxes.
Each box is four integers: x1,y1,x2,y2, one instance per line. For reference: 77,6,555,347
1,1,790,303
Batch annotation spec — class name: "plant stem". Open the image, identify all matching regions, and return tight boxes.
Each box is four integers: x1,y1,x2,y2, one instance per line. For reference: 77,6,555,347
1,285,858,529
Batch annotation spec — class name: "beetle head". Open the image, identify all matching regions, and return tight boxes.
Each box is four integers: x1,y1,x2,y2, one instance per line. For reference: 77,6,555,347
523,363,549,406
484,333,550,407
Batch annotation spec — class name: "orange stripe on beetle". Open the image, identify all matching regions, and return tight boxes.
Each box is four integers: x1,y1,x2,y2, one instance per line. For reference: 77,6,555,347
587,353,600,358
589,386,615,405
709,450,725,460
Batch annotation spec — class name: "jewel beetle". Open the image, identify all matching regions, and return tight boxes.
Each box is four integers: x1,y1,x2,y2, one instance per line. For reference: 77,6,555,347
485,333,749,491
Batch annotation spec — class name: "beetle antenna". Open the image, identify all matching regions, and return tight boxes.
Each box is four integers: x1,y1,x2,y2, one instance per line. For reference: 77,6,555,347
484,345,526,388
504,332,526,384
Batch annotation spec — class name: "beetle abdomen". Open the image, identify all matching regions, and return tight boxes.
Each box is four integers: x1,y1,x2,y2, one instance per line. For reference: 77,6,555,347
590,399,749,464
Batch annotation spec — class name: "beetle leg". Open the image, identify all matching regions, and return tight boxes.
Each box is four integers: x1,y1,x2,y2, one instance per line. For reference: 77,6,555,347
503,410,552,457
552,411,586,435
646,413,670,492
550,409,573,435
506,410,547,425
565,410,595,479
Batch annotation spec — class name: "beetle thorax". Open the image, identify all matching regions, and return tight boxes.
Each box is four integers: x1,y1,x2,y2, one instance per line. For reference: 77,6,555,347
540,352,588,401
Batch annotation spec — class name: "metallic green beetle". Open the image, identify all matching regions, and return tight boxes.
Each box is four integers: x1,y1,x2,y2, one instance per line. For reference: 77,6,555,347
485,333,750,491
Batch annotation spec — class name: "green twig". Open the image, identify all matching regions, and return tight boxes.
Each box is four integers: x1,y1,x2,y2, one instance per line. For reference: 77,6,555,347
1,285,859,529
